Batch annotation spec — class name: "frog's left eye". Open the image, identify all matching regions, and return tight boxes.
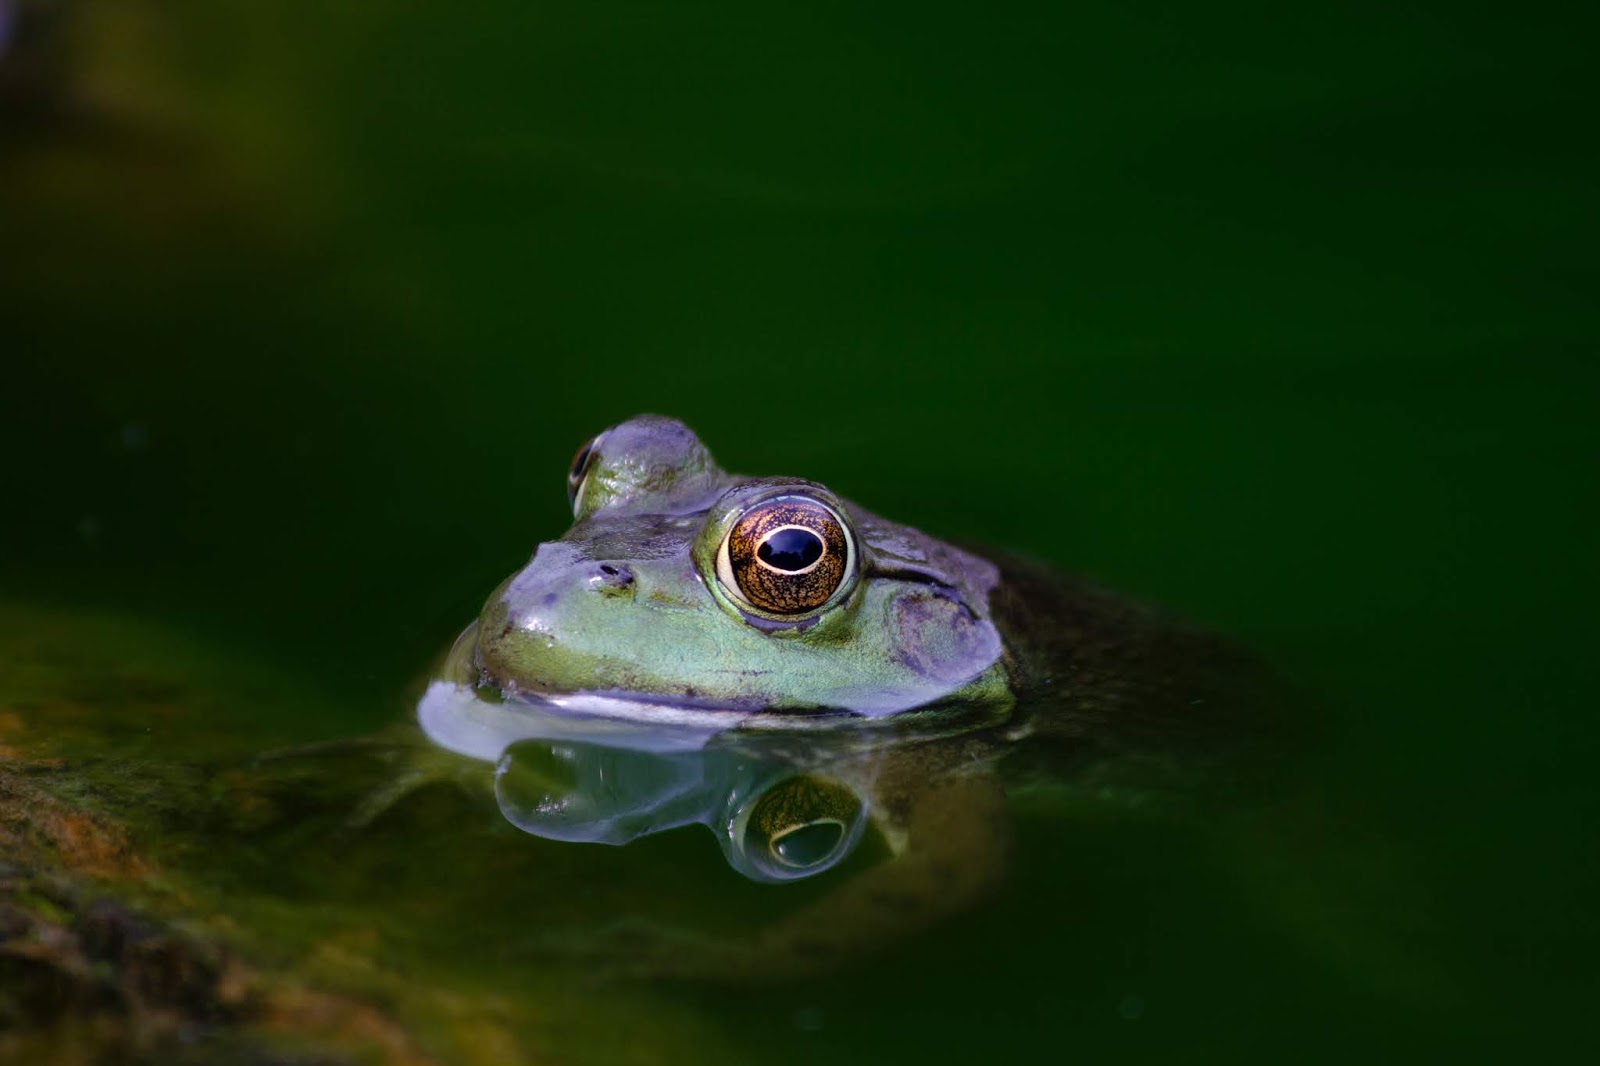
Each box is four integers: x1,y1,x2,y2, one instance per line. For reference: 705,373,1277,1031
715,495,854,616
565,431,606,515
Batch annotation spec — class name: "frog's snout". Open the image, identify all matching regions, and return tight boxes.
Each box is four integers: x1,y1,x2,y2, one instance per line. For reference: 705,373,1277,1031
488,544,638,640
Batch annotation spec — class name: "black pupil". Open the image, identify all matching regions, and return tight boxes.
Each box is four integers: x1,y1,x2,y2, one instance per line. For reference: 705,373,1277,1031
758,527,824,572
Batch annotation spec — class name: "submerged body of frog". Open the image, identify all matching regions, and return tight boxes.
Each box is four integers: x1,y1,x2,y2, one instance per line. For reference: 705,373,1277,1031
419,415,1279,976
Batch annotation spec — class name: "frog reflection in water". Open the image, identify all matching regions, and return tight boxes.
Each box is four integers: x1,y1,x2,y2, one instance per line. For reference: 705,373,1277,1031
418,415,1274,975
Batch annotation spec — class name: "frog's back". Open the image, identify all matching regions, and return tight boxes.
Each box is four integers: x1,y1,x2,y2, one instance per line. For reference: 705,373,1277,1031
986,552,1302,794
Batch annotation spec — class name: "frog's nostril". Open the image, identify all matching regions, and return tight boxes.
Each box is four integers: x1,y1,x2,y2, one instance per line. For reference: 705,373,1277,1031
595,563,635,589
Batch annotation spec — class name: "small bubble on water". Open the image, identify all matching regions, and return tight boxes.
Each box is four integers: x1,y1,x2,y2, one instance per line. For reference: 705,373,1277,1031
1118,995,1145,1021
792,1007,824,1032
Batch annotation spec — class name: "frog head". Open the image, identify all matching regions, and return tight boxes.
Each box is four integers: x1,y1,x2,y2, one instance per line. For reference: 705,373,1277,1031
470,415,1009,718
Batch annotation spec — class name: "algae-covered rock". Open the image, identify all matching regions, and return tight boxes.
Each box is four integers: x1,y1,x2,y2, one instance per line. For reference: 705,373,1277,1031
0,604,741,1065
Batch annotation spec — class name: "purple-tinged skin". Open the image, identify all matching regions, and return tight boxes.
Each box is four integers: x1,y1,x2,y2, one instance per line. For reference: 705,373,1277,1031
468,415,1012,719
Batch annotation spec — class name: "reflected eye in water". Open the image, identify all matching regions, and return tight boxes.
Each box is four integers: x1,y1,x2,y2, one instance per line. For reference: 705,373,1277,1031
488,737,869,883
715,496,854,616
729,774,868,883
565,430,607,514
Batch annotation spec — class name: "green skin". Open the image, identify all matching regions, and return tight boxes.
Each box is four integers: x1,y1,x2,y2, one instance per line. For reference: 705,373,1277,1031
472,414,1012,718
426,415,1282,978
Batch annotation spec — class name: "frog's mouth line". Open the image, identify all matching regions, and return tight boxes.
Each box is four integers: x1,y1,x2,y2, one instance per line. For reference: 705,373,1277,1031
418,677,1011,763
417,680,899,762
489,680,869,729
417,680,733,758
496,677,842,718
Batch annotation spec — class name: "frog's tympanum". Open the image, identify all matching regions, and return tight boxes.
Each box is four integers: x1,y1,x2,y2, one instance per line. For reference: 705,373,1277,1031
418,415,1276,977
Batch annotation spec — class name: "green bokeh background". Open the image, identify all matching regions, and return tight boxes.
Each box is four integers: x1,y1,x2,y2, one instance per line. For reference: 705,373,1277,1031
2,1,1596,1061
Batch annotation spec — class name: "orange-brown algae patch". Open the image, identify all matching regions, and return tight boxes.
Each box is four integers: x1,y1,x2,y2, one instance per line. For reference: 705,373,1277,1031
253,984,439,1066
292,933,533,1066
0,770,153,881
48,812,153,881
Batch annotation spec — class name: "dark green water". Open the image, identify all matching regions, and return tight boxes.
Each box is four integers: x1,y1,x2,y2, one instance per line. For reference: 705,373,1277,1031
3,2,1596,1062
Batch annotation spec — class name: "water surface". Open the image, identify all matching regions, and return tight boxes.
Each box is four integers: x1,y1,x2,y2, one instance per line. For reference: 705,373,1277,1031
2,2,1596,1063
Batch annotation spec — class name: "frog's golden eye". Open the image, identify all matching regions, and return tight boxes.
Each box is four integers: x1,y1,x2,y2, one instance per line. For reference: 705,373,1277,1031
716,496,853,615
565,431,605,515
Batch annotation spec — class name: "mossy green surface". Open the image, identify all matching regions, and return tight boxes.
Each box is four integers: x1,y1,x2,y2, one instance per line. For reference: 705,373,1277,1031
0,604,755,1064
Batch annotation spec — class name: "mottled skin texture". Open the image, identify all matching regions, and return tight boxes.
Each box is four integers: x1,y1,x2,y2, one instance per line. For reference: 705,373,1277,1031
431,416,1283,979
473,415,1011,717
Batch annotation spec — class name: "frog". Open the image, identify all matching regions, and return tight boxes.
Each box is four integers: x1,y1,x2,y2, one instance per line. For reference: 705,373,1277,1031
415,414,1284,980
